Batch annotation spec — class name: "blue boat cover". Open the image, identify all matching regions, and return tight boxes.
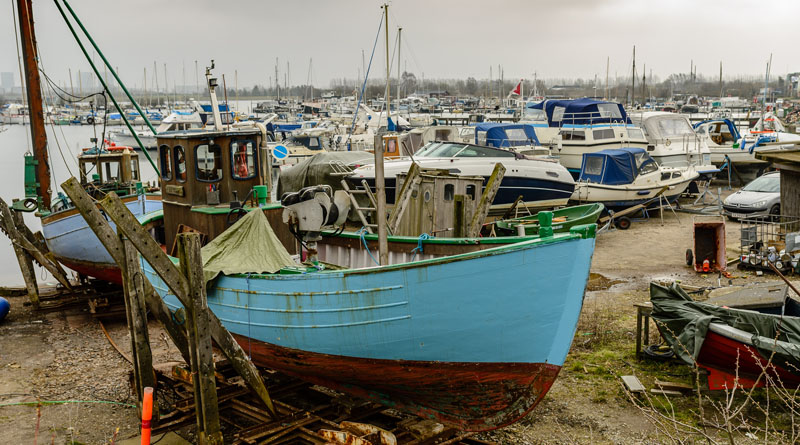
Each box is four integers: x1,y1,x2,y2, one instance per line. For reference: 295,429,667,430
693,118,742,140
528,98,631,126
579,147,654,185
474,123,540,147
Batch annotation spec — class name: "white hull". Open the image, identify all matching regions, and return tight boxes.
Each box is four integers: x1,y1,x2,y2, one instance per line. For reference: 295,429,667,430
571,168,698,208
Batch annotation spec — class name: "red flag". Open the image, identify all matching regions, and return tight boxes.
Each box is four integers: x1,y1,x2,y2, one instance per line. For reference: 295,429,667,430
510,81,522,96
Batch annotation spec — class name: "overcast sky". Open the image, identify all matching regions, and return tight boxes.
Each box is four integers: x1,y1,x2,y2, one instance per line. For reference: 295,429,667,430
3,0,799,91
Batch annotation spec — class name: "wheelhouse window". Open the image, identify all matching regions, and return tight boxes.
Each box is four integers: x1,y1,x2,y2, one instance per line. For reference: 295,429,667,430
130,159,140,181
444,183,454,201
159,145,172,180
196,143,223,182
173,145,186,182
627,128,645,140
584,157,604,175
505,128,529,143
231,140,257,180
105,161,121,182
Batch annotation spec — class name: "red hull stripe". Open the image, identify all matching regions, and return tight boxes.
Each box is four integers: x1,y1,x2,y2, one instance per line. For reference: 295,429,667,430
232,333,560,431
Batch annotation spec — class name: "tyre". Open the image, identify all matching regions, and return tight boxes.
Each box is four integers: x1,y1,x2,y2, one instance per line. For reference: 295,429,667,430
614,216,631,230
769,204,780,221
685,249,694,267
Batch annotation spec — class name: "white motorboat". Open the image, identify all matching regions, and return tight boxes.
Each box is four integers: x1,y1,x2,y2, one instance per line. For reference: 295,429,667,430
349,141,576,211
630,111,716,174
571,147,699,209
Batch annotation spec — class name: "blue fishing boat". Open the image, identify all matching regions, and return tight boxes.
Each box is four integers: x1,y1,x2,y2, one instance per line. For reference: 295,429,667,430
139,66,597,431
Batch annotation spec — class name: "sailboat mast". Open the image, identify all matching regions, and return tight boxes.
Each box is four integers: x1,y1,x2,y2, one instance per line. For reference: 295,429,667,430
630,46,635,107
17,0,50,209
397,27,402,104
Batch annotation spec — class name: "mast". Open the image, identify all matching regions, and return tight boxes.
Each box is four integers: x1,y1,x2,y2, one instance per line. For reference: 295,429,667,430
17,0,50,209
630,46,635,107
397,27,402,104
374,3,389,265
605,57,609,100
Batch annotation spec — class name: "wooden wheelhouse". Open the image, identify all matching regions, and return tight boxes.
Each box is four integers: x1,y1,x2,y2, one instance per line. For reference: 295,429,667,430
155,128,295,253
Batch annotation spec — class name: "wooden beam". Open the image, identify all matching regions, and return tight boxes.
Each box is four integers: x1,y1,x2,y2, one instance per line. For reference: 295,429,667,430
387,162,421,234
96,190,276,416
177,233,223,445
466,163,506,238
0,199,72,290
0,201,39,307
121,238,158,419
59,178,191,364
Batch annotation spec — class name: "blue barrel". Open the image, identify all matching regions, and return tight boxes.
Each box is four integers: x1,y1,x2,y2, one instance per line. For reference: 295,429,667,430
0,297,9,321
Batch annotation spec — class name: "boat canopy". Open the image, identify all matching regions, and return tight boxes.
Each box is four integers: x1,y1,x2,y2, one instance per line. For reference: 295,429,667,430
693,118,742,141
578,147,656,185
474,123,540,148
528,98,631,127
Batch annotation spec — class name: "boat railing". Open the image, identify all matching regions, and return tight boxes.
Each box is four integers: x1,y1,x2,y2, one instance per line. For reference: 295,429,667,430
557,110,629,128
329,160,356,177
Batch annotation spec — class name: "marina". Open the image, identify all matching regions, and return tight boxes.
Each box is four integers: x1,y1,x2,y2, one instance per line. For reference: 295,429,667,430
3,1,800,444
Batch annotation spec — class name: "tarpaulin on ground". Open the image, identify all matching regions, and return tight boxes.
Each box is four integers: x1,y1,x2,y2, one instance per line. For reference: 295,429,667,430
201,209,295,283
277,151,374,197
650,282,800,372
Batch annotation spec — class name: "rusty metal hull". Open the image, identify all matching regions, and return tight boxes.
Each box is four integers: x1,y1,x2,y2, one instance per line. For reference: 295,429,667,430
233,333,561,431
148,231,595,431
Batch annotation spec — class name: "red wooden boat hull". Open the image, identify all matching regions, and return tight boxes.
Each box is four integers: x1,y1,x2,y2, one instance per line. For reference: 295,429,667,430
56,256,122,285
697,330,800,390
233,333,561,431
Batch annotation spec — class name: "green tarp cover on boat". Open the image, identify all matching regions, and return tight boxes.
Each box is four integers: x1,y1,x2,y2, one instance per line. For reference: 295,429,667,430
650,282,800,371
201,208,295,283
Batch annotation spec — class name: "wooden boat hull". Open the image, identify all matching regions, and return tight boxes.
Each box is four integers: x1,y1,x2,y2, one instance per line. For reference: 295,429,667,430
147,229,596,430
494,203,604,236
41,194,161,284
697,328,800,390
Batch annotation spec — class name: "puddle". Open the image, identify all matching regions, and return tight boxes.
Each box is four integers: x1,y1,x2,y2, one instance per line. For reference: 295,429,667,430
586,273,625,291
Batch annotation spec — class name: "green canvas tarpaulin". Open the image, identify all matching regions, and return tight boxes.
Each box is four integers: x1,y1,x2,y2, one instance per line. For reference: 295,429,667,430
650,282,800,372
201,208,296,283
277,151,374,197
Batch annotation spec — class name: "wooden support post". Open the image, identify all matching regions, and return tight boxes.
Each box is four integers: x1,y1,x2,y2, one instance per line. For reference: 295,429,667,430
94,189,276,416
0,199,72,290
177,233,223,445
121,238,157,419
60,178,192,364
0,205,39,307
466,163,506,238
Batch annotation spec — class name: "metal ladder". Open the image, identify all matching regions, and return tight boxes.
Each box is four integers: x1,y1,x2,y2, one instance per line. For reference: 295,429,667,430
340,179,379,233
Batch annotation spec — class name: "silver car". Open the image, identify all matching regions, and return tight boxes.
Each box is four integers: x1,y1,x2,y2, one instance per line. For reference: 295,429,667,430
722,171,781,220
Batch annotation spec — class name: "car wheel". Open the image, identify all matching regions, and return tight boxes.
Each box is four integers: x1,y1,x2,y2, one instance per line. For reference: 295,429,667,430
769,204,780,221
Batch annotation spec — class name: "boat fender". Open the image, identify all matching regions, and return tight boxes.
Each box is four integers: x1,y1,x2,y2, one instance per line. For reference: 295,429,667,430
0,297,9,321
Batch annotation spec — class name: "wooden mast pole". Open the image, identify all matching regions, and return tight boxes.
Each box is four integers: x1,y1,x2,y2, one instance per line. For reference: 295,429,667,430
17,0,50,209
374,3,389,265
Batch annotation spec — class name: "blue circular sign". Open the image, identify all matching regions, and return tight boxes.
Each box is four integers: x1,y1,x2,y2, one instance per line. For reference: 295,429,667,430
273,145,289,160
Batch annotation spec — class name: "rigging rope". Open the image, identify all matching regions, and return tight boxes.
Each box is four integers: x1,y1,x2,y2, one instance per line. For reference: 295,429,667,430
10,0,31,153
410,233,431,262
356,227,380,265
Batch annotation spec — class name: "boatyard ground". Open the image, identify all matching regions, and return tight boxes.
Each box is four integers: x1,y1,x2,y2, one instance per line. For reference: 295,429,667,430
0,189,794,444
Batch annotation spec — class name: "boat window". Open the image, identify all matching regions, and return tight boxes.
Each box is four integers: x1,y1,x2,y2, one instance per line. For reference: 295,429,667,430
307,137,321,150
505,128,529,143
593,129,615,140
386,138,397,154
560,129,585,140
454,145,516,158
196,143,223,182
130,159,139,181
596,103,623,120
552,106,566,122
627,128,645,140
672,171,682,179
524,108,547,122
173,145,186,182
656,117,694,138
159,144,172,180
661,172,671,181
416,142,468,158
105,161,121,182
466,184,476,200
696,126,707,135
476,131,487,146
584,156,604,175
444,183,454,201
231,140,257,180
